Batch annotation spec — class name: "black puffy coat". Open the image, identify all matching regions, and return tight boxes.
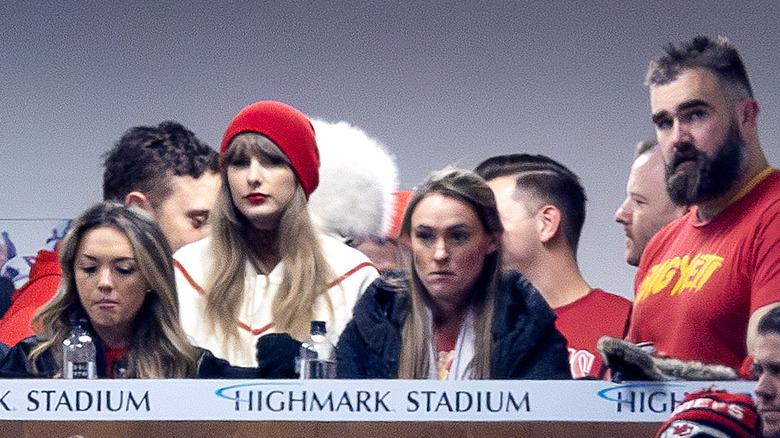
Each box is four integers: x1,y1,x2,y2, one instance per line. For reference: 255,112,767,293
336,270,572,379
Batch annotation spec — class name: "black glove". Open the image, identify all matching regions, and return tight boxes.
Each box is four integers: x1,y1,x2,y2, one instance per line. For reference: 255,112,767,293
256,333,302,378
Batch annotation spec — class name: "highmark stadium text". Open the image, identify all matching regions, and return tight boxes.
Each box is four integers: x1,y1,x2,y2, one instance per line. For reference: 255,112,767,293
217,386,531,413
1,389,150,413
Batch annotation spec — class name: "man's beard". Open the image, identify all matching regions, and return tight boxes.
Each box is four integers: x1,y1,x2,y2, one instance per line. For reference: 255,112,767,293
665,120,744,206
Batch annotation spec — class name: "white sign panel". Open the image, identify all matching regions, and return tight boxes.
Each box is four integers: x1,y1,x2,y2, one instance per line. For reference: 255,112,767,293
0,379,756,422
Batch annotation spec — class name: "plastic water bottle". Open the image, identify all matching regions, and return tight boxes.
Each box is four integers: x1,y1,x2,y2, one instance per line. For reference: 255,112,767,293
62,318,97,379
299,321,336,379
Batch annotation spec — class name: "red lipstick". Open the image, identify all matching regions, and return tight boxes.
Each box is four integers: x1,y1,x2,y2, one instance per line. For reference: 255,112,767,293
246,193,267,203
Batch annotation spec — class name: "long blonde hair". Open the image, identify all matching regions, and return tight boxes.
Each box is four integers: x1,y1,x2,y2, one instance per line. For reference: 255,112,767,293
29,202,199,378
397,168,503,379
203,133,335,345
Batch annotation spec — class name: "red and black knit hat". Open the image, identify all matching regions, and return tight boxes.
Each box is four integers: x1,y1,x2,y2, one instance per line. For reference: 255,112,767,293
655,389,760,438
220,100,320,197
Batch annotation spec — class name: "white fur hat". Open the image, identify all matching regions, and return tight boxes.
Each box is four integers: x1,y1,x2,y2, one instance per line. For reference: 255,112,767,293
308,119,398,242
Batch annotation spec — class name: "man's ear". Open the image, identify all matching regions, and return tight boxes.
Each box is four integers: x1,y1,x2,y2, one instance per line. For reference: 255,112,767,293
486,232,500,255
124,191,154,214
535,205,561,244
737,98,760,130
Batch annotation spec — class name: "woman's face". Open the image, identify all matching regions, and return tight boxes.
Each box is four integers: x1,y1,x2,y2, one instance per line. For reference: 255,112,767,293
410,193,497,309
227,147,297,230
75,226,148,341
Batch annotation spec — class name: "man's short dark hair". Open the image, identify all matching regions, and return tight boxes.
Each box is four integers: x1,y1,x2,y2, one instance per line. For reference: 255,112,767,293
475,154,586,253
645,35,753,99
757,306,780,337
102,121,219,207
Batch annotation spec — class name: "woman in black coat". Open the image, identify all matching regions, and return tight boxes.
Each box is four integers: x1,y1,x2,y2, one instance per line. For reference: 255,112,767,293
337,168,571,380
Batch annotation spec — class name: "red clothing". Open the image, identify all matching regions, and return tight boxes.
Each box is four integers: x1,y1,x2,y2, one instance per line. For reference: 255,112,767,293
554,288,632,379
0,250,61,346
105,347,126,377
628,169,780,370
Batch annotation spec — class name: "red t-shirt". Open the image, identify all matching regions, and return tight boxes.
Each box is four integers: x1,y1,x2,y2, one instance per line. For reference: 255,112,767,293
0,250,61,346
628,169,780,370
554,289,632,379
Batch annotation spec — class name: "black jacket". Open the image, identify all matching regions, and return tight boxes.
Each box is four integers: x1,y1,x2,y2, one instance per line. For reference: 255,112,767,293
336,270,572,379
0,335,258,379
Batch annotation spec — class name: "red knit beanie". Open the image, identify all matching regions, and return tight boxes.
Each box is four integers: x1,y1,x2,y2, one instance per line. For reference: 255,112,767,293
220,101,320,197
655,389,760,438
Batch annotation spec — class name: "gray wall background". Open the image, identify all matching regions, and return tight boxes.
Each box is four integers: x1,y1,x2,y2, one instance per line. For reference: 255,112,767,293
2,1,778,299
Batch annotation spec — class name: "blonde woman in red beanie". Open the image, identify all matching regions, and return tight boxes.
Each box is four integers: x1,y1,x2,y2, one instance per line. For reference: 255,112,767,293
173,101,379,369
